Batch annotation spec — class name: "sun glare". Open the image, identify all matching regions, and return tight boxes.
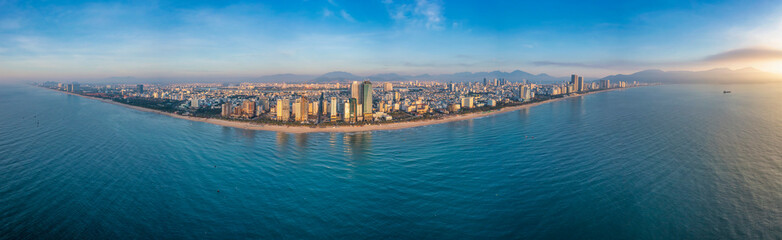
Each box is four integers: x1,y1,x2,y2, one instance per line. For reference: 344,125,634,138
760,61,782,74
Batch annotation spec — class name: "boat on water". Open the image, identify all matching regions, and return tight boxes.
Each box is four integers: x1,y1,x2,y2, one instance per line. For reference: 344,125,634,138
723,91,731,94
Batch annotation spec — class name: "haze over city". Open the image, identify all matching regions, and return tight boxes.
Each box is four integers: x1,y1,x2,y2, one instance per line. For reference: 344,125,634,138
2,0,782,82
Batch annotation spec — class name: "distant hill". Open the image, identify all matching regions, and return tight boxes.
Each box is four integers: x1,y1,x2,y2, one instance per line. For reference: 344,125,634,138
602,68,782,83
367,73,409,82
420,70,567,83
256,74,316,83
310,71,363,83
303,70,569,83
72,68,782,84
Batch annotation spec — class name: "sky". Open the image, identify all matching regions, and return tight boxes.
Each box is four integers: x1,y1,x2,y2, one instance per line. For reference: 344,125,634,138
1,0,782,82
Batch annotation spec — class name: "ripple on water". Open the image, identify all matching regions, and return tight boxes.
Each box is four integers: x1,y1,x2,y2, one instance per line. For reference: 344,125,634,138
1,84,782,239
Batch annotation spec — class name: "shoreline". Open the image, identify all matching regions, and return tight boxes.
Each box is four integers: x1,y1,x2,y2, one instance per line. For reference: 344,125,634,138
45,87,630,133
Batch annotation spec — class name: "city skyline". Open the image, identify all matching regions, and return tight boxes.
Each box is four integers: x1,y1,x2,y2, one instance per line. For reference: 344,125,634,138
2,0,782,82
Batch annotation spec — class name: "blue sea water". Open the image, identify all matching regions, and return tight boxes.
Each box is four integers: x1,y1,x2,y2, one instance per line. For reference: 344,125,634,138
1,84,781,239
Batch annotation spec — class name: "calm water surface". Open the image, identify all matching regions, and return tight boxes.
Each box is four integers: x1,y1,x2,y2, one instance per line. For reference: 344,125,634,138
1,84,781,239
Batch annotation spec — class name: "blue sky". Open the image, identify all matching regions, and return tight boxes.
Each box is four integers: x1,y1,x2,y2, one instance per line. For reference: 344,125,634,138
1,0,782,81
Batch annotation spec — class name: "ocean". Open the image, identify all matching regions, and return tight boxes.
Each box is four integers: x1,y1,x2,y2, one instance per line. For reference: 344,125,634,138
1,84,781,239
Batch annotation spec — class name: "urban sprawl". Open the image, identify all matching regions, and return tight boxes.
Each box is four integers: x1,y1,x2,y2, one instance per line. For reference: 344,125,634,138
38,75,645,126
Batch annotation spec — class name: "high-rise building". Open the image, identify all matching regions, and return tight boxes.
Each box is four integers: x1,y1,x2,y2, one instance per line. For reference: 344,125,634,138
67,83,80,92
321,96,329,115
221,103,232,117
300,97,309,121
343,101,351,122
242,100,256,117
362,81,372,117
377,101,386,112
600,79,611,89
460,97,474,109
330,97,338,119
383,82,393,91
257,98,269,113
292,97,309,122
348,98,357,122
356,103,363,121
519,85,531,100
292,101,301,121
136,84,144,94
190,98,200,108
315,92,325,124
276,99,290,121
351,81,361,100
293,99,303,121
577,76,584,92
571,74,578,85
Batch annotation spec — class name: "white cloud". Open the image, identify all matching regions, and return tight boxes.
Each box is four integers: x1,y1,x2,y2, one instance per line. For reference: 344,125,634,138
384,0,445,30
414,0,444,30
323,8,333,17
340,10,355,22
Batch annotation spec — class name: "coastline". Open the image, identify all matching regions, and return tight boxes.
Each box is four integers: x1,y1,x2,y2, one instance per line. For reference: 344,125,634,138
46,87,629,133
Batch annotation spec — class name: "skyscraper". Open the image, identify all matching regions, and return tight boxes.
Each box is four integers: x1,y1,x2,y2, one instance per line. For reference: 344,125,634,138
136,84,144,94
276,99,290,121
519,85,530,100
600,79,611,89
343,101,351,122
383,82,393,92
362,81,372,117
316,92,325,124
242,100,256,117
348,98,357,122
221,103,232,117
330,97,338,120
321,98,328,115
293,99,302,121
257,97,269,113
301,97,309,121
67,83,80,92
351,81,361,100
293,97,309,122
577,76,584,92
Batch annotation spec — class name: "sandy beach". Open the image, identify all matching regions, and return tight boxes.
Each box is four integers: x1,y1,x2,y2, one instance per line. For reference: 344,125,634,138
48,87,627,133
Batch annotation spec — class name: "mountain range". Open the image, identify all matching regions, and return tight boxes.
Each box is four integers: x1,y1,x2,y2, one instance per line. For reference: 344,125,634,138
255,68,780,84
96,68,780,84
602,67,781,83
271,70,570,84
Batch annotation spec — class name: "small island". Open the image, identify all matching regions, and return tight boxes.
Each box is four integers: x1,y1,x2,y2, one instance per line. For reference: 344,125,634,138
36,77,649,133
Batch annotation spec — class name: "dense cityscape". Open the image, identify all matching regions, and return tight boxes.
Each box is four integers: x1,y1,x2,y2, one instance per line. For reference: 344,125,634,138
37,75,646,127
